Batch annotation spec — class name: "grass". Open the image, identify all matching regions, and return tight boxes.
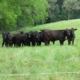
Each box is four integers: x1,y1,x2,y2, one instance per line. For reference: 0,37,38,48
0,19,80,80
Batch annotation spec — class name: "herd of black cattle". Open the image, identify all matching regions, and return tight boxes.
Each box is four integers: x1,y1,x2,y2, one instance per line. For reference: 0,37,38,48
2,28,77,47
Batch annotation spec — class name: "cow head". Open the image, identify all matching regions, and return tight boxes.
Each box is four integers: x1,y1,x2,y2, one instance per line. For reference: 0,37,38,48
2,32,10,40
27,31,32,38
32,31,39,39
70,28,77,35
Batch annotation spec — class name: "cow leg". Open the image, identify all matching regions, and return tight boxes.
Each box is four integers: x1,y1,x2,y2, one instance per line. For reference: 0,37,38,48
9,41,13,47
10,43,13,47
52,41,55,44
45,40,49,45
17,44,20,47
60,40,64,45
44,41,47,45
37,42,41,46
62,40,64,45
26,41,30,46
13,43,16,47
14,41,18,47
39,42,41,46
68,39,71,45
27,41,31,46
32,42,35,46
48,41,50,45
22,40,25,46
23,40,27,46
17,40,21,47
2,40,8,47
5,41,9,47
17,41,21,47
28,42,30,46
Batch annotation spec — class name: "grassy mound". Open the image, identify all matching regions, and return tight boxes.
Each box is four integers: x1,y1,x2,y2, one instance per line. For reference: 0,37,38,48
0,19,80,80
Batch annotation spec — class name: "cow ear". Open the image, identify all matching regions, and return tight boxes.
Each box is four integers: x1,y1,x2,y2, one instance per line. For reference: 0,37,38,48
74,28,77,31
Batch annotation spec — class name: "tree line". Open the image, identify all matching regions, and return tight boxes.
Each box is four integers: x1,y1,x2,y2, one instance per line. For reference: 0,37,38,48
0,0,80,30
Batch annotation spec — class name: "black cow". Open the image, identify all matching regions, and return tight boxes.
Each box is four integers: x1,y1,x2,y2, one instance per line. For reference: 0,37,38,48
29,31,43,46
35,31,42,46
15,33,27,47
30,31,39,46
12,31,32,47
38,31,45,45
12,32,26,47
2,32,13,47
67,28,77,45
2,32,8,47
41,29,70,45
26,31,32,46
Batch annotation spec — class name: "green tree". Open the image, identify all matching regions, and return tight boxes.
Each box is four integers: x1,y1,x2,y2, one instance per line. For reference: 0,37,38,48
46,0,57,22
0,0,21,30
17,0,49,26
62,0,80,20
0,0,49,30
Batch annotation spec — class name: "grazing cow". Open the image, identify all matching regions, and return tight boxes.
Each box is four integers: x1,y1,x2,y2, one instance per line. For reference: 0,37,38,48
41,29,70,45
67,28,77,45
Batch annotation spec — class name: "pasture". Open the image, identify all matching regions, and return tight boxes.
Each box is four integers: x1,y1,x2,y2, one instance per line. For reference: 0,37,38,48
0,19,80,80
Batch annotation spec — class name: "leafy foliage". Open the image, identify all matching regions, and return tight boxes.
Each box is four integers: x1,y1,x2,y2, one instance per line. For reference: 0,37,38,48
0,0,80,30
46,0,80,22
62,0,80,19
0,0,49,30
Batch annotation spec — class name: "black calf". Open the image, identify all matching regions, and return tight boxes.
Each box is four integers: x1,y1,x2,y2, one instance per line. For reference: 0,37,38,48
67,28,77,45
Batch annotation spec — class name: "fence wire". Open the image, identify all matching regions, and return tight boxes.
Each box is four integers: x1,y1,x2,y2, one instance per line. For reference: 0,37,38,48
0,72,80,76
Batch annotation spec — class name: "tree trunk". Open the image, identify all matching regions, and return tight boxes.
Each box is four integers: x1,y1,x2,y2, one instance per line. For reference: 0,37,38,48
68,10,70,20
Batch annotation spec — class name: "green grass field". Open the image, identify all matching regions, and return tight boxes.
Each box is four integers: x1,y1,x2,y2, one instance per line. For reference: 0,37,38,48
0,19,80,80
